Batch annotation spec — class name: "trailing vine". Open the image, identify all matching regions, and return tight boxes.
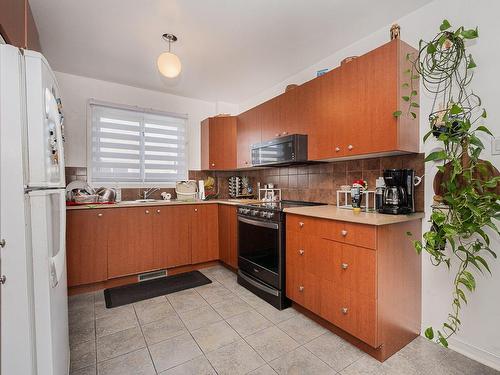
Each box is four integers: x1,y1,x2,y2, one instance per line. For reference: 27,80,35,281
397,20,500,347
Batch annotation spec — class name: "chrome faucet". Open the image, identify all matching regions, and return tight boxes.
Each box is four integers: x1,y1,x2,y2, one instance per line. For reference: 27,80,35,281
141,187,159,199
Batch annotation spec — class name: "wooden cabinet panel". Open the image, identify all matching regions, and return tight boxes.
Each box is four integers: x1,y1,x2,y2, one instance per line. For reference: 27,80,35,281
0,0,41,52
259,97,280,141
153,206,191,269
107,207,155,278
218,205,238,268
201,116,237,170
66,209,108,287
191,204,219,263
26,2,41,52
278,89,302,136
305,236,341,284
340,243,376,298
237,109,261,168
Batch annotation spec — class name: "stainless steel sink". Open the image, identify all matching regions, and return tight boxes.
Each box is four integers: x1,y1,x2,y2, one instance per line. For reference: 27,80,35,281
119,199,163,204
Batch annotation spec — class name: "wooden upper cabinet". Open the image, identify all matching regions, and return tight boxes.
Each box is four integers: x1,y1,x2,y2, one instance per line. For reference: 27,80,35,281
259,96,280,141
237,109,261,168
0,0,41,52
153,205,191,269
218,205,238,269
66,209,108,287
107,207,155,278
201,116,237,170
191,204,219,263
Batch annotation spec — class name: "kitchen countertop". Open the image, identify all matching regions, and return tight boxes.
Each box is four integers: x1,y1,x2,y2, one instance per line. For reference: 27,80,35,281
66,199,261,210
284,205,425,226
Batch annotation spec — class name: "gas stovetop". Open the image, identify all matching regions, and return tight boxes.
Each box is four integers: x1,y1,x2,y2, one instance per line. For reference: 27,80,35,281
237,200,326,221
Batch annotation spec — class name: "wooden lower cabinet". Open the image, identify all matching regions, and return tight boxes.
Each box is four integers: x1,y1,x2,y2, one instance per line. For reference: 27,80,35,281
218,205,238,268
190,204,219,264
286,213,422,361
66,209,108,287
153,205,191,268
107,207,155,278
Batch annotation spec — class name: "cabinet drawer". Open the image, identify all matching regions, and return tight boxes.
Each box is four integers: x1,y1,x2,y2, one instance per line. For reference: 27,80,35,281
323,221,377,250
287,214,328,236
320,279,377,347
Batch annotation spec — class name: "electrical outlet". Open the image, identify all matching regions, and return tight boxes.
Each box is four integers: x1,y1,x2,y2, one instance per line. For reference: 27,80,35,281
492,137,500,155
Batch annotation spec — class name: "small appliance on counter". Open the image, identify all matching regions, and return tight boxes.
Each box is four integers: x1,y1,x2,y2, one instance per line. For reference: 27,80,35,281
378,169,416,215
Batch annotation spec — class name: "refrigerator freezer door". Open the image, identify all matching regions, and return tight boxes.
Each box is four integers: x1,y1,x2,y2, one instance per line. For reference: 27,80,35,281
24,50,66,188
28,188,69,375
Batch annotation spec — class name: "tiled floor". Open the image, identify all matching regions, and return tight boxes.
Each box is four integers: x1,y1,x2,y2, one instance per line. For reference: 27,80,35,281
69,265,499,375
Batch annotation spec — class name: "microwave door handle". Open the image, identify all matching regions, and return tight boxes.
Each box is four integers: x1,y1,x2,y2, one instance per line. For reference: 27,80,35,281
238,216,279,230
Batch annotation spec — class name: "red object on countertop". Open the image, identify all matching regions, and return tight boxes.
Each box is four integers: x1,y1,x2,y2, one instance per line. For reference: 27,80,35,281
66,201,116,206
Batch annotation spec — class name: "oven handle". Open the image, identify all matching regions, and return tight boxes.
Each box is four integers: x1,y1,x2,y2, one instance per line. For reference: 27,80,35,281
238,216,279,230
238,270,279,296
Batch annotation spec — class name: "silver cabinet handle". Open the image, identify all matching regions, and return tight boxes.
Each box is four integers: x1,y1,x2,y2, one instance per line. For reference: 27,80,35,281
275,133,280,137
341,307,348,314
282,131,288,136
211,163,215,167
0,275,6,284
145,210,150,214
341,230,348,237
335,146,340,152
0,239,5,248
347,144,353,151
341,263,349,270
299,286,304,292
299,222,304,228
156,209,161,213
299,249,305,255
97,213,103,217
194,208,198,212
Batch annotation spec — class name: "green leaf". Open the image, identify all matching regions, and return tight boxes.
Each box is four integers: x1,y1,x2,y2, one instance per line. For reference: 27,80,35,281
440,19,451,31
450,104,463,115
469,135,485,149
411,112,417,119
438,332,449,348
457,289,468,304
467,54,477,69
393,110,402,118
424,327,435,340
402,96,410,102
402,82,409,88
475,255,492,274
425,150,447,162
481,109,487,118
413,240,423,254
476,125,493,136
461,27,479,39
406,231,413,236
423,131,433,142
411,102,420,108
427,43,437,54
411,90,418,96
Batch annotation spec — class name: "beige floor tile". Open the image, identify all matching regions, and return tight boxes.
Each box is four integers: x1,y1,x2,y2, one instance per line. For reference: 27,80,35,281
269,347,335,375
96,326,146,362
211,295,253,319
70,364,96,375
245,326,300,362
70,339,96,371
158,355,217,375
133,297,174,325
340,354,384,375
149,332,203,372
254,303,299,324
195,281,234,304
304,332,364,372
95,306,138,338
69,293,95,312
141,312,187,345
191,320,241,353
247,364,278,375
226,309,273,337
69,319,95,346
206,339,265,375
177,305,223,331
167,289,209,313
97,348,155,375
277,314,327,344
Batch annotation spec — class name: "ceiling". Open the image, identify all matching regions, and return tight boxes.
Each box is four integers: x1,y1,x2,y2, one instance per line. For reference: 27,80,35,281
30,0,432,103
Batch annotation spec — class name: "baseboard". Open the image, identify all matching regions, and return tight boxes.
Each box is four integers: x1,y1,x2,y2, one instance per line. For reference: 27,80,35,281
447,336,500,371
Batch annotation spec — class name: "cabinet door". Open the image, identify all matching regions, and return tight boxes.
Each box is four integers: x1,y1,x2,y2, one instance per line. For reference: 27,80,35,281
237,110,261,168
153,206,191,269
218,205,238,268
200,118,210,170
279,89,301,136
107,207,155,278
209,117,237,170
340,244,376,298
0,0,25,47
191,205,219,263
66,209,108,287
259,97,280,141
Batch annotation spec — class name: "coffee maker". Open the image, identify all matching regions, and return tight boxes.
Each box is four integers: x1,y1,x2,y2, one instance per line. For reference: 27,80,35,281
378,169,415,214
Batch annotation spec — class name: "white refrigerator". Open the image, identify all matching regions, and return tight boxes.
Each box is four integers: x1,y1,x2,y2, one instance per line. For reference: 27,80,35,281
0,44,69,375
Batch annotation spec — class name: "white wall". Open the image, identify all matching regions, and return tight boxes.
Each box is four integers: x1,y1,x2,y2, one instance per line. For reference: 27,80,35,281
239,0,500,369
56,72,238,170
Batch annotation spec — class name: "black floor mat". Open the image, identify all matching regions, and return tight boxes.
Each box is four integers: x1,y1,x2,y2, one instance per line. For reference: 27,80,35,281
103,270,212,308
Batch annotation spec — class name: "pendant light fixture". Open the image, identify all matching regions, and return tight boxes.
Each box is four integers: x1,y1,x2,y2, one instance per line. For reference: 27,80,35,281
157,33,182,78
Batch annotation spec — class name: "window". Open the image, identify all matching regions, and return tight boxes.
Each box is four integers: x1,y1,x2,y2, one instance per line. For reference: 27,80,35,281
88,102,188,186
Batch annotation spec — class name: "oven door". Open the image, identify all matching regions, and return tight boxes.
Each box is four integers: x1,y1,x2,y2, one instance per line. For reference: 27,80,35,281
238,215,281,289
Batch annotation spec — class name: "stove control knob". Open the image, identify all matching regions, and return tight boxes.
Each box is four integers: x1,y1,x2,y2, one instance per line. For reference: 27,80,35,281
260,211,266,218
267,212,274,219
251,210,259,216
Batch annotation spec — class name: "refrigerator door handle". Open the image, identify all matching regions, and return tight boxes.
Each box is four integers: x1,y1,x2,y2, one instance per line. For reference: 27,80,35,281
50,190,66,288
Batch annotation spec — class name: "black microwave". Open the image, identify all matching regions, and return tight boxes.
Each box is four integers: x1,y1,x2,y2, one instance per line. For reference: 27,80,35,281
251,134,308,166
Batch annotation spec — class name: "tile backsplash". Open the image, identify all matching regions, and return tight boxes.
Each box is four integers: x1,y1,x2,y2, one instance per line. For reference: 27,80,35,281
65,153,424,211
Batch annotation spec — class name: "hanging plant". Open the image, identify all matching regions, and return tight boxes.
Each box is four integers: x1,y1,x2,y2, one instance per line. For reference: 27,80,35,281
396,20,500,347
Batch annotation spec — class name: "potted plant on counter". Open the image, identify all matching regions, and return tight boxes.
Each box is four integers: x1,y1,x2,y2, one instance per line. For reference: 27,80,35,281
396,20,500,347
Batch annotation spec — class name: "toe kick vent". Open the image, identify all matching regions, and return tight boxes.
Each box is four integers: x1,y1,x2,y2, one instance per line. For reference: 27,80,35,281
138,269,167,282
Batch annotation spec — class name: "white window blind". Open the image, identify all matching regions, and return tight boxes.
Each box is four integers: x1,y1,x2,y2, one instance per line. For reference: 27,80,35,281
89,103,187,184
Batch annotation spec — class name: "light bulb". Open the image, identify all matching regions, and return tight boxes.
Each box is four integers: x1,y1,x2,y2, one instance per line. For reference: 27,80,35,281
157,52,182,78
